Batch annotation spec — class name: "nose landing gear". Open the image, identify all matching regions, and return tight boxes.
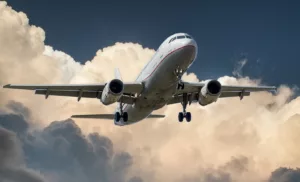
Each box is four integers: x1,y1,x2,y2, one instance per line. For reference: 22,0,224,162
178,93,192,122
174,66,184,79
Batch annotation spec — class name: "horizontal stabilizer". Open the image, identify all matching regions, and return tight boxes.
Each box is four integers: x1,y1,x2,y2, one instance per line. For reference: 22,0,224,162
71,114,114,119
71,114,165,120
146,114,165,118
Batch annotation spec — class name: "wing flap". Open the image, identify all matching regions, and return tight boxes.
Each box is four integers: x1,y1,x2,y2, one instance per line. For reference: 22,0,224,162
71,114,114,119
174,81,276,95
146,114,165,118
3,82,144,94
221,85,276,92
220,91,250,98
35,89,100,98
167,91,251,105
34,89,135,104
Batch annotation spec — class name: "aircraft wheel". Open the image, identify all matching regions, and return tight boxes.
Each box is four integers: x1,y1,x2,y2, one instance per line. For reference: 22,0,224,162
178,112,184,122
186,112,191,122
123,112,128,122
115,112,121,122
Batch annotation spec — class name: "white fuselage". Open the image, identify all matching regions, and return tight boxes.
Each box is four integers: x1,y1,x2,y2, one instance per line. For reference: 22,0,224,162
115,33,198,126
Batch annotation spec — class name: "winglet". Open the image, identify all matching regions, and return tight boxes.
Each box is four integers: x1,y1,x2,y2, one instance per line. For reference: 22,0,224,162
114,68,122,81
3,84,11,88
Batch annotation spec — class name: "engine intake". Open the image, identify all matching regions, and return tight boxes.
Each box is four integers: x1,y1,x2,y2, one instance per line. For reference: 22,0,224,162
109,79,123,94
207,80,221,95
198,80,222,106
100,79,124,105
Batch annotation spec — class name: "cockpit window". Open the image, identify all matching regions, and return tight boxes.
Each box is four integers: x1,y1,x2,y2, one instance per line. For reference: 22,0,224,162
169,35,192,43
169,37,176,43
176,35,185,39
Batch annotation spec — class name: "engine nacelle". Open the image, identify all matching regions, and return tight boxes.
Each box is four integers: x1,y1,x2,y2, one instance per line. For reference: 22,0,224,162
100,79,124,105
198,80,222,106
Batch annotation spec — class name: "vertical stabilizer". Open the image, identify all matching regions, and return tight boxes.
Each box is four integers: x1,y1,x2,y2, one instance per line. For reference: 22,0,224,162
114,68,122,81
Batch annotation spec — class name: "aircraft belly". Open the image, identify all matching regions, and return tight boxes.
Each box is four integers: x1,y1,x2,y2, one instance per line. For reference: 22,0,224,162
142,45,195,98
124,105,153,123
116,45,196,126
146,46,195,88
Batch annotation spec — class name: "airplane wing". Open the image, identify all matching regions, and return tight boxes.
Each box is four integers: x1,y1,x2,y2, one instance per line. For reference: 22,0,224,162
175,82,276,94
71,114,165,119
168,81,276,105
3,82,143,104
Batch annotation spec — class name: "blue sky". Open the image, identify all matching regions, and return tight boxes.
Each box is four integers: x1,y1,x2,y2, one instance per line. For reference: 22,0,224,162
7,0,299,88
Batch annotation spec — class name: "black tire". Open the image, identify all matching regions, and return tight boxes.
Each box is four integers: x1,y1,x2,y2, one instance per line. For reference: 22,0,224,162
178,112,184,122
123,112,128,122
186,112,191,122
115,112,121,122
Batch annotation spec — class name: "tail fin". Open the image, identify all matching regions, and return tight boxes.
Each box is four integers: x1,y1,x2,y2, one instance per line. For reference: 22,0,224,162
115,68,122,80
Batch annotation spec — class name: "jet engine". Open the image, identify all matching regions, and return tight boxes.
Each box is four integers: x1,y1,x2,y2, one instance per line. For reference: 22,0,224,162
100,79,124,105
198,80,222,106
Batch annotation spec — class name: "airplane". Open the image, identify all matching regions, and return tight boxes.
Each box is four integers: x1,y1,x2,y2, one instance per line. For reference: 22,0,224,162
3,33,276,126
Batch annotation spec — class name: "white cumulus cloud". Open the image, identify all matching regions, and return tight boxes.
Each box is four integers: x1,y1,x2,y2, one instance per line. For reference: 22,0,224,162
1,1,300,182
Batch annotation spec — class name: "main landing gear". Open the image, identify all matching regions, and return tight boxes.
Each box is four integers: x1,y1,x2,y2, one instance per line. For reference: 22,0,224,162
174,66,191,122
115,102,128,122
178,93,192,122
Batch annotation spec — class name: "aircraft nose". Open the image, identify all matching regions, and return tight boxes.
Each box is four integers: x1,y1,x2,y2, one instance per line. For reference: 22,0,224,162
178,37,197,49
181,38,197,59
186,38,197,48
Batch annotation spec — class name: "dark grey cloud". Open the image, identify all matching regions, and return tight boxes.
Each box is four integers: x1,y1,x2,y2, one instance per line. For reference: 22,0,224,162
203,171,232,182
0,127,45,182
269,167,300,182
177,156,251,182
6,100,32,120
0,113,28,134
0,102,141,182
1,101,300,182
178,156,300,182
127,176,144,182
179,170,232,182
221,156,250,174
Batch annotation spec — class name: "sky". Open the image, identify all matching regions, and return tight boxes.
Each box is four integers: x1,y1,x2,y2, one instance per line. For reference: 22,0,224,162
2,1,300,182
6,0,300,88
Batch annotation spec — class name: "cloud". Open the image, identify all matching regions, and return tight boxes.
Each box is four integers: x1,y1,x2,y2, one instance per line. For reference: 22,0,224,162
0,127,46,182
232,55,248,78
0,106,140,182
1,1,300,182
268,167,300,182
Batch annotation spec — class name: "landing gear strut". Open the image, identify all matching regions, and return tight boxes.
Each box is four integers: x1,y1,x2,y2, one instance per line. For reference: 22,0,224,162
115,101,128,122
174,66,185,90
177,80,185,90
174,66,184,79
178,93,192,122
